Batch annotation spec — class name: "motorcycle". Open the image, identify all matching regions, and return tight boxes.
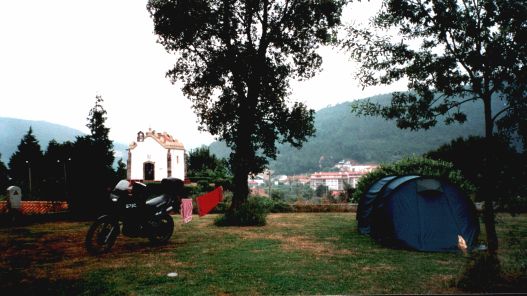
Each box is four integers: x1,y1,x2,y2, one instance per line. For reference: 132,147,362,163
85,177,184,255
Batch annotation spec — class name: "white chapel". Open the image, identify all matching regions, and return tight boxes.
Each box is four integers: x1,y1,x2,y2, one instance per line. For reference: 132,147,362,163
127,129,185,181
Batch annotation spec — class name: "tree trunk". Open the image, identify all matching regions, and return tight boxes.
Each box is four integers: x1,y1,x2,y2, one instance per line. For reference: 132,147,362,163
482,94,499,254
229,102,252,211
231,161,249,210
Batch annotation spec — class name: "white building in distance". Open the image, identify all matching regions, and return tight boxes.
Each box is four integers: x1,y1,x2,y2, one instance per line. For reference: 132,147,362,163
127,129,185,182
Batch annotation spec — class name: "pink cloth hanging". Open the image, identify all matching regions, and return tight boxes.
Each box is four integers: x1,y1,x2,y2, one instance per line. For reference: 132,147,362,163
180,198,193,223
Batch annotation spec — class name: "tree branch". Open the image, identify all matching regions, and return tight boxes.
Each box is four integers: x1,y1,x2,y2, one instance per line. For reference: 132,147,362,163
492,106,512,123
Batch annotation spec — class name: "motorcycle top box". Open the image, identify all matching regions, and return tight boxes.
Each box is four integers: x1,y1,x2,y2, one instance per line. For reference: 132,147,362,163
85,178,184,255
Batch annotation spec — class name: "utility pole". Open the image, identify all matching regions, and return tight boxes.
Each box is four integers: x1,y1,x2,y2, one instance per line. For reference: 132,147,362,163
25,160,32,197
268,170,272,197
58,158,71,198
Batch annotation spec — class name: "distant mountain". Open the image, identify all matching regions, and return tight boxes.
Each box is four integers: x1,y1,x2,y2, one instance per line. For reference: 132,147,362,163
209,93,497,175
0,117,128,164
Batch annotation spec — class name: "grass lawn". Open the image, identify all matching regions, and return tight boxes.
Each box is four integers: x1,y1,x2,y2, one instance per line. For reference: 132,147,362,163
0,212,525,295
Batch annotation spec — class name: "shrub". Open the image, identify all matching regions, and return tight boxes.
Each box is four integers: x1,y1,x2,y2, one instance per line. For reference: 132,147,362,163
426,136,527,210
214,196,272,226
197,180,214,193
270,200,293,213
351,156,475,203
212,191,232,214
270,190,285,201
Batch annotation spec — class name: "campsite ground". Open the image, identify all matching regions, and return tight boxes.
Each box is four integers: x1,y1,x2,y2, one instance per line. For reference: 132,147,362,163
0,213,525,295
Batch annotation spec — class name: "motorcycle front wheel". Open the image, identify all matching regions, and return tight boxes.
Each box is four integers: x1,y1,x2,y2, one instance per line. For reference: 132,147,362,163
85,215,120,255
148,213,174,244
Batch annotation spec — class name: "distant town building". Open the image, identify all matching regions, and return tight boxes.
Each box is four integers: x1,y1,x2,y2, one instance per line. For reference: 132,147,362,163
127,129,185,181
310,164,377,191
248,174,266,187
288,175,311,186
334,160,377,173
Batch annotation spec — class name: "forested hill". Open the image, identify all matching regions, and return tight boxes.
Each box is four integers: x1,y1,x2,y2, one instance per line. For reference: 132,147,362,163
0,117,128,163
210,94,495,175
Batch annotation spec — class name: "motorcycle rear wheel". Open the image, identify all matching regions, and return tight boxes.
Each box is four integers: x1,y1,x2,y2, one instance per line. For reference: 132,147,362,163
85,215,120,255
148,214,174,244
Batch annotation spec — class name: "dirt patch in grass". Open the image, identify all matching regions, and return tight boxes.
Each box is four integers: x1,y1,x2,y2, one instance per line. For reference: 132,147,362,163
360,264,396,272
225,216,354,257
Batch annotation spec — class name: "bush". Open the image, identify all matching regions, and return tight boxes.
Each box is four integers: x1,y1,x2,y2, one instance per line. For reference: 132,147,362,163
197,180,214,193
270,190,285,201
426,136,527,209
351,156,475,203
211,191,232,214
214,196,272,226
270,200,293,213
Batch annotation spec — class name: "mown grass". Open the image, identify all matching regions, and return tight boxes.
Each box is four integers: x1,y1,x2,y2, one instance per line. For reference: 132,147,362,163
0,213,525,295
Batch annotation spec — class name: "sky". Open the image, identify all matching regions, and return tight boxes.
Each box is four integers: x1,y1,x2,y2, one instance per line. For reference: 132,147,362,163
0,0,406,150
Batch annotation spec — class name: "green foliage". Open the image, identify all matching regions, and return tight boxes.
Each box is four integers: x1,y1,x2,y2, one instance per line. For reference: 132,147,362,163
8,127,44,199
0,154,9,193
196,180,214,194
315,185,329,198
68,95,116,217
426,136,527,212
213,190,233,214
269,200,293,213
115,159,127,182
214,196,272,226
352,156,474,203
40,140,73,201
187,146,231,186
344,0,526,253
506,224,527,276
187,146,227,174
345,0,526,139
148,0,347,208
270,190,285,201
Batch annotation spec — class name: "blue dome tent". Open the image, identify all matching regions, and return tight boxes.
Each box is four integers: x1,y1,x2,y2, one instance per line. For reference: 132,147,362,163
357,175,479,252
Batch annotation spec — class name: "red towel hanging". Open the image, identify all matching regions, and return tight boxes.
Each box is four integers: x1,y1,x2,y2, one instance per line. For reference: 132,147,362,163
196,187,224,217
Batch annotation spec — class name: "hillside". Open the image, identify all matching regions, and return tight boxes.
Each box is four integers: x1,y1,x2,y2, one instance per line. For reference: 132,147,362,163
0,117,128,164
209,94,493,175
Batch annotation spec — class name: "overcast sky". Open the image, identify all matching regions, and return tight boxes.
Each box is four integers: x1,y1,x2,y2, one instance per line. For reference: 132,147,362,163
0,0,406,150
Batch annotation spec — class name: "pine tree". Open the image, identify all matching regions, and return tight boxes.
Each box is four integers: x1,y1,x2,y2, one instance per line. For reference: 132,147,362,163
0,154,9,195
8,127,44,198
69,95,115,216
42,140,73,200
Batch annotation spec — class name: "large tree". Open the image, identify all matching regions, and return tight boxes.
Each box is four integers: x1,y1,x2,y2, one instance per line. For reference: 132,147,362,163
148,0,347,210
344,0,526,253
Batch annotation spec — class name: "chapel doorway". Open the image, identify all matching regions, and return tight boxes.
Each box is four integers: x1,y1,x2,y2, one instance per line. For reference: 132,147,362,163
143,162,155,181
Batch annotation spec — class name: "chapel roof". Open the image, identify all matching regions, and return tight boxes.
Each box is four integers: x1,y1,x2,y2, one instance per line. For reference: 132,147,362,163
129,128,185,150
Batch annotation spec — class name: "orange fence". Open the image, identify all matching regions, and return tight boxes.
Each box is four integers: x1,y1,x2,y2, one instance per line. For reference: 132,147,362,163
0,201,69,215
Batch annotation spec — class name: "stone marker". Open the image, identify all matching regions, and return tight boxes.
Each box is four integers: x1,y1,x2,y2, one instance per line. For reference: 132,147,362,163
6,186,22,209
